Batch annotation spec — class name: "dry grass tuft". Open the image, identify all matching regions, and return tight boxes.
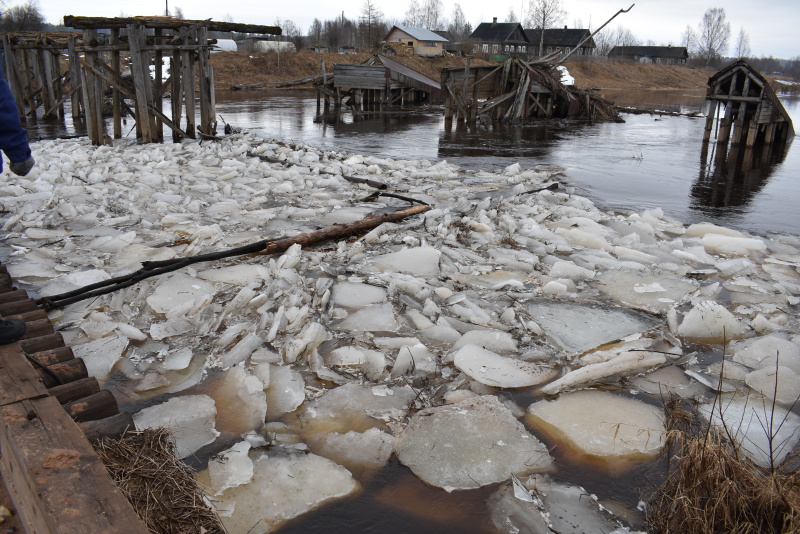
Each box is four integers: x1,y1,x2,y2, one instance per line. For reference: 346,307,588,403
647,396,800,534
94,428,226,534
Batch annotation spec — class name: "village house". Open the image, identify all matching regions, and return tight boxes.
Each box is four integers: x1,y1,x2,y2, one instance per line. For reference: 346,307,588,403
524,27,595,57
608,45,689,64
467,18,530,60
383,25,449,57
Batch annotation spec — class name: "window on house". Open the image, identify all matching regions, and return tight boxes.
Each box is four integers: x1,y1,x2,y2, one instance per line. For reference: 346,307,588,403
547,46,552,53
520,46,526,53
424,41,437,47
482,44,488,53
565,47,570,54
492,44,499,53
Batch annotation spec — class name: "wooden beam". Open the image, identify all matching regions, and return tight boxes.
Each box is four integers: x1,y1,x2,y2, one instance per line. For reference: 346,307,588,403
63,15,281,35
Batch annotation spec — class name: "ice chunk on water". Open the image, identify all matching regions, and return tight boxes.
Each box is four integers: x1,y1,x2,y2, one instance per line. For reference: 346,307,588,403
629,365,706,399
677,301,751,341
327,346,387,380
454,345,558,388
163,347,193,370
451,330,518,354
149,319,193,340
133,394,219,459
212,364,267,433
197,264,271,285
311,428,395,473
265,365,306,417
488,476,621,534
298,383,416,435
745,366,800,406
549,260,595,281
282,321,329,363
72,334,129,380
215,451,358,534
527,390,665,464
146,273,216,314
395,396,553,492
367,246,441,277
333,303,397,332
40,268,111,297
208,441,253,495
331,281,387,308
220,333,264,369
391,343,438,377
701,233,767,256
699,394,800,469
593,269,697,314
539,351,667,395
732,335,800,372
527,300,660,356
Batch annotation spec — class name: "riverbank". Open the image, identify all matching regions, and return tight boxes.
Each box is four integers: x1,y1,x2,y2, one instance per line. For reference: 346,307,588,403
209,50,713,91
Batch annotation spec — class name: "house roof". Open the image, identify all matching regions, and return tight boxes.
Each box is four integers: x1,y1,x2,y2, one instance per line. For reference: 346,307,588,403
608,46,688,58
468,22,529,44
387,25,448,42
524,28,593,48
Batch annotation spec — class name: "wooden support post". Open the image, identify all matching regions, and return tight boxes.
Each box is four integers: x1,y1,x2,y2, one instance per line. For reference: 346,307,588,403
2,37,25,117
170,30,183,143
196,26,215,136
39,50,57,119
717,102,734,147
181,28,197,138
703,100,718,142
80,30,102,145
745,121,759,147
154,28,164,141
67,35,82,120
128,24,157,143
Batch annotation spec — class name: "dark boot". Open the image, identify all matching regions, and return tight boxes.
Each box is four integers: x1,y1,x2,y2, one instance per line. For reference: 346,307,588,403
0,319,26,345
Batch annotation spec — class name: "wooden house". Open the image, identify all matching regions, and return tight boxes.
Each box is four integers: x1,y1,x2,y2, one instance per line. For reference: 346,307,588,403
467,19,530,60
383,26,448,57
703,59,794,149
608,45,688,64
524,27,595,57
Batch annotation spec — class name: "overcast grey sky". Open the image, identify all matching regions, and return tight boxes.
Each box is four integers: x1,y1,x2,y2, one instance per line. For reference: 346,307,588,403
39,0,798,59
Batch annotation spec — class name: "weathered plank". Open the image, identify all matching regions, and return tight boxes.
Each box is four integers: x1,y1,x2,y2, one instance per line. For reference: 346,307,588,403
0,395,149,534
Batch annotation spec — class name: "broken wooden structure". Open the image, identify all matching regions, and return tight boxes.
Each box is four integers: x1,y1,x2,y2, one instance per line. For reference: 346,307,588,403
1,16,280,145
703,60,794,151
441,57,618,124
316,54,441,111
0,262,150,534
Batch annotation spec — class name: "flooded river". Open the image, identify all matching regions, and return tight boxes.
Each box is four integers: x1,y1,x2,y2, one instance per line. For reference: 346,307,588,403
23,88,799,236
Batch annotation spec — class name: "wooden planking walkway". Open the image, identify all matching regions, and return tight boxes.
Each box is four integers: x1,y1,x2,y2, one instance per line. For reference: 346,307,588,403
0,264,149,534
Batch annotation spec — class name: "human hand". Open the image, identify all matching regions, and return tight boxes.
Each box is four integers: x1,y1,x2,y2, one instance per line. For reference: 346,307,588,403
9,156,34,176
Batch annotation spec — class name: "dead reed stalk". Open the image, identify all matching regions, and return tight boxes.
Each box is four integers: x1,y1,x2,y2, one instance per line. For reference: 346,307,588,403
646,395,800,534
94,428,227,534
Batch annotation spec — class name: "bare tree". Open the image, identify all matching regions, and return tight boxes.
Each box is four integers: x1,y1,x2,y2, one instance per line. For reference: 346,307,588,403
696,7,730,66
173,6,184,19
0,1,45,31
420,0,443,30
404,0,423,27
448,3,471,40
524,0,567,56
680,24,696,51
505,7,517,23
593,24,640,56
360,0,384,47
734,26,750,59
310,18,323,47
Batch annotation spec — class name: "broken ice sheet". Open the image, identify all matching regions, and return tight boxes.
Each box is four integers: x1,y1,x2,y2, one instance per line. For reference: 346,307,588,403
526,300,661,357
208,441,253,495
395,395,553,492
133,394,219,459
364,246,441,277
40,268,111,297
677,300,751,342
331,281,387,308
145,272,216,314
211,451,358,534
308,427,395,474
71,334,129,380
332,302,398,332
593,268,697,314
527,390,666,466
453,345,557,388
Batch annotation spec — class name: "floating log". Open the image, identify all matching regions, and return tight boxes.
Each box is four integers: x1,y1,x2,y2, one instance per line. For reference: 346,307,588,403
38,203,432,310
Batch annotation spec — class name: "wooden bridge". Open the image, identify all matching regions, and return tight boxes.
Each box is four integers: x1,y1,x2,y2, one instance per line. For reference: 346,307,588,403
703,60,794,150
1,16,280,145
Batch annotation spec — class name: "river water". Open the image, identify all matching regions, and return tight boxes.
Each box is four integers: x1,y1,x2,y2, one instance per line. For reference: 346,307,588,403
24,88,799,236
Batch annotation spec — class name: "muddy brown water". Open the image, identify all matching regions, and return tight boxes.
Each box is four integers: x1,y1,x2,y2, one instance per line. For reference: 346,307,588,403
19,88,800,532
24,88,800,236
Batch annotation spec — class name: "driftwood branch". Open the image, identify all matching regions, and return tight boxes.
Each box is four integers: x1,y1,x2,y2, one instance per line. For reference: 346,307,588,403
556,4,635,65
37,204,431,311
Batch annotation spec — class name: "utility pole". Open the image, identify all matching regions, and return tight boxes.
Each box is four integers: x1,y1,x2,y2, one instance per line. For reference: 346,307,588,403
165,0,169,16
